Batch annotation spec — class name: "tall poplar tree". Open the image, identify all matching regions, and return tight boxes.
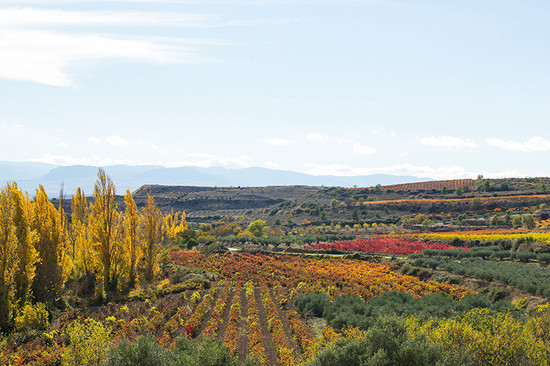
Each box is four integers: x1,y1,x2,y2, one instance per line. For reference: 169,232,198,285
141,194,164,282
71,188,95,281
8,183,38,307
90,169,125,296
0,187,18,331
124,189,139,287
32,185,66,303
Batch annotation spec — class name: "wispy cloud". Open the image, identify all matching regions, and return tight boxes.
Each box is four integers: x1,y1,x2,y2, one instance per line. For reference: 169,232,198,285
0,6,287,86
487,136,550,152
264,138,294,146
304,162,471,180
306,132,330,142
418,135,478,150
166,152,251,168
0,29,213,86
0,7,216,27
352,143,376,155
106,135,128,146
31,153,135,166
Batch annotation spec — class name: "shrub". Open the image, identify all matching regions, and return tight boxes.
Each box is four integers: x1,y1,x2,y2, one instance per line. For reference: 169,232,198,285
63,318,111,366
516,251,537,263
15,303,49,332
170,336,251,366
538,253,550,265
103,336,167,366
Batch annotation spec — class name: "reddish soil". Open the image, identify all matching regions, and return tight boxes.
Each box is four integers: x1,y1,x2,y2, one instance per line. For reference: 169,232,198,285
216,287,235,342
255,287,278,366
197,286,221,334
269,287,301,360
237,288,249,363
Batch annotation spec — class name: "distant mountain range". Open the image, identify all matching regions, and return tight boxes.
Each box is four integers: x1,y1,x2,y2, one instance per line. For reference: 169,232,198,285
0,161,428,196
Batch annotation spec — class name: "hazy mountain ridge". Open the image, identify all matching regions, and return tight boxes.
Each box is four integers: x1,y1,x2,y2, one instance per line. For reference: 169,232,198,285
0,161,428,196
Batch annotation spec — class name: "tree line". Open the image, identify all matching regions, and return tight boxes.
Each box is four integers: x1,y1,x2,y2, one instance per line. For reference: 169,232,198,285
0,168,187,331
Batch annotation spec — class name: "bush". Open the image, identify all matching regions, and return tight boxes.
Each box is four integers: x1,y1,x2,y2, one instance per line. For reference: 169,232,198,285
171,336,251,366
15,303,49,332
103,336,167,366
516,251,537,262
63,318,111,366
538,253,550,264
102,336,251,366
307,316,470,366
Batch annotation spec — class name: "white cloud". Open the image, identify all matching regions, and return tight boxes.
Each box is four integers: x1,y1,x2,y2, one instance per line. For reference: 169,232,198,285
264,138,294,146
418,135,478,150
263,161,280,169
31,153,135,166
165,153,251,168
0,6,237,86
304,162,471,180
106,135,128,146
306,132,329,142
352,143,377,155
0,29,213,86
87,137,102,144
0,7,216,27
487,136,550,152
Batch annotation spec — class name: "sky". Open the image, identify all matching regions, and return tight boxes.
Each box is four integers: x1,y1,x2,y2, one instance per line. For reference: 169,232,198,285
1,0,549,180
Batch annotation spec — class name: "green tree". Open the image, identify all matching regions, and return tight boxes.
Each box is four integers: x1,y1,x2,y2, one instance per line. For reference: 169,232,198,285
512,215,522,228
470,197,482,210
330,199,339,210
504,209,513,225
247,219,269,237
457,214,466,226
522,214,536,229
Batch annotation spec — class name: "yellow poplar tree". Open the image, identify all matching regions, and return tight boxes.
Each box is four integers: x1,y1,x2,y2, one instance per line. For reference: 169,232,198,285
124,189,140,287
32,185,66,303
165,210,187,241
0,186,18,330
7,183,38,307
90,169,125,296
141,194,164,282
71,188,95,279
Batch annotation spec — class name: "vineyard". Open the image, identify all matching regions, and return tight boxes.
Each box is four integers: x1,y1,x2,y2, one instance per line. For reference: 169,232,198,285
170,251,472,300
305,238,464,255
360,193,550,206
377,179,476,192
411,230,550,244
1,251,473,365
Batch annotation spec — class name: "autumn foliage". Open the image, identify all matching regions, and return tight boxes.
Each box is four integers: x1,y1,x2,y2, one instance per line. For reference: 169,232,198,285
306,238,463,255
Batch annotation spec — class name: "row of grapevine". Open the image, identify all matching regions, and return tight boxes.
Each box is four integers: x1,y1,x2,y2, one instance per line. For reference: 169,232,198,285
377,179,476,192
202,281,231,338
245,281,267,364
222,285,242,353
183,286,217,337
261,285,295,366
274,285,316,360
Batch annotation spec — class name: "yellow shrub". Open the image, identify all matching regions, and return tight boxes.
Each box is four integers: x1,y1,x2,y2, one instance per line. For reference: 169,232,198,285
408,308,550,366
15,303,49,331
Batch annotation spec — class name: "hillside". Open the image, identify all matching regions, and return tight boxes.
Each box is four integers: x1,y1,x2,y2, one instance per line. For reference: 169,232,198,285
128,177,550,226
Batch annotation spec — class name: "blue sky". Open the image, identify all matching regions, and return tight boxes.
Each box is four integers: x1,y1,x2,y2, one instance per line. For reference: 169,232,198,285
1,0,549,179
